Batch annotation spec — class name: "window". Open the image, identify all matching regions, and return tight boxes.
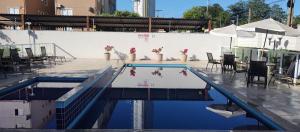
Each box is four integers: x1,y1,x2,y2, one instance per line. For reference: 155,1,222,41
61,8,73,31
14,109,18,116
9,8,19,14
41,0,48,6
61,8,73,16
14,108,24,116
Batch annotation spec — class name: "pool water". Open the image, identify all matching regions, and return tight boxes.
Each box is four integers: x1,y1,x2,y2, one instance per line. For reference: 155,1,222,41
0,82,80,129
75,66,271,130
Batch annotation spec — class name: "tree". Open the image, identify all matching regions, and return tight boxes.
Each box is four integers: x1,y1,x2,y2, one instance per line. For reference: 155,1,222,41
247,0,270,22
183,6,208,20
270,4,287,23
113,11,140,17
99,11,140,17
218,11,232,27
183,4,231,28
295,15,300,24
228,1,248,25
209,4,231,28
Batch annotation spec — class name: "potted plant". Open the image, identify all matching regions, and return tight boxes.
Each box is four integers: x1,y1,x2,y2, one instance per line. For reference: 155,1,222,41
152,47,163,61
129,47,136,61
180,49,188,62
104,45,114,61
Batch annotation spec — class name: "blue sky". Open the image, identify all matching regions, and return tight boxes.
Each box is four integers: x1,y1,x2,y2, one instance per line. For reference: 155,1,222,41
117,0,299,18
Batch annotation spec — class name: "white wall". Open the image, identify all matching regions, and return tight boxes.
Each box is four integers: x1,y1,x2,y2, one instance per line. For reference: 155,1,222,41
0,30,230,60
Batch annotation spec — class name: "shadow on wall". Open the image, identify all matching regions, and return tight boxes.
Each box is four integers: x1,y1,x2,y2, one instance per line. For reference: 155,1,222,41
28,30,38,45
284,40,289,49
0,30,14,45
113,48,128,61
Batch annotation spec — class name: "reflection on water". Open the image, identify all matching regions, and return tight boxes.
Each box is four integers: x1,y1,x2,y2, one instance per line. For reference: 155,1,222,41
0,100,56,129
76,87,271,130
76,67,271,130
113,67,209,89
0,83,74,129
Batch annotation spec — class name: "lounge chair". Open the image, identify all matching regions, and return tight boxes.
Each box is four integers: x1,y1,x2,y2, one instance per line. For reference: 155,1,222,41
247,60,268,88
269,61,295,88
25,48,46,64
10,48,31,72
0,48,31,76
0,49,7,78
206,52,221,71
41,46,66,63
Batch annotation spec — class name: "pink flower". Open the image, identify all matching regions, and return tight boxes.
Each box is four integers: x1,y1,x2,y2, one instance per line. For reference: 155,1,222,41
180,49,188,55
130,48,136,54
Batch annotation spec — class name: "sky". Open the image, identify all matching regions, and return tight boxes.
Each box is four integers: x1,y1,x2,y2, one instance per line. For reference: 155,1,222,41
117,0,299,18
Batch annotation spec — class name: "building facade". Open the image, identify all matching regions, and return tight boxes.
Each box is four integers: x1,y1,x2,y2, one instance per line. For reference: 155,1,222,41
0,0,55,15
55,0,116,16
133,0,155,17
98,0,116,14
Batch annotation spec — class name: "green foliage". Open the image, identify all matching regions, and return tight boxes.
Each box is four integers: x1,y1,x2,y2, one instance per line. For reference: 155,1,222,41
99,11,140,17
228,1,248,25
183,6,208,20
270,4,287,23
227,0,286,25
99,13,113,17
114,11,140,17
183,4,231,28
248,0,270,22
295,15,300,24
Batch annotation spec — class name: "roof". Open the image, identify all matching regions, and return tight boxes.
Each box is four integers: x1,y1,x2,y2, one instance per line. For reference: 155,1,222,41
238,18,300,37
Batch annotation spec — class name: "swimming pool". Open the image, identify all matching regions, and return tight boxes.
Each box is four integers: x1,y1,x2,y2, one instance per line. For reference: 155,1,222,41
74,64,283,130
0,64,284,130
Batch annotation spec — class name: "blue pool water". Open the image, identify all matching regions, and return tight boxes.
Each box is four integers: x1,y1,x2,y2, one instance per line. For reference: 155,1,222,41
74,66,271,130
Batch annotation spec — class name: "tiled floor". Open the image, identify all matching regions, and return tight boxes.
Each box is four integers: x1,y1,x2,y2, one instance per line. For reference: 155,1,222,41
198,67,300,131
1,59,300,130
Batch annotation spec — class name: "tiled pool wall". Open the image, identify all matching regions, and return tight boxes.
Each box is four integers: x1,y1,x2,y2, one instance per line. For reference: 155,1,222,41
56,66,114,129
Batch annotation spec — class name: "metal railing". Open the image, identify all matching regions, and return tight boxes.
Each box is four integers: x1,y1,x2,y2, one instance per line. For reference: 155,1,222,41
0,43,76,60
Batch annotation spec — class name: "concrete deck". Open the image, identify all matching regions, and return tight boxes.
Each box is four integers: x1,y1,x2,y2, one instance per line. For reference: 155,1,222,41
1,59,300,131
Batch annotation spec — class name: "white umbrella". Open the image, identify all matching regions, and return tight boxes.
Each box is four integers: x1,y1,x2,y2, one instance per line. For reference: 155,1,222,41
210,24,255,49
237,18,300,50
237,18,300,37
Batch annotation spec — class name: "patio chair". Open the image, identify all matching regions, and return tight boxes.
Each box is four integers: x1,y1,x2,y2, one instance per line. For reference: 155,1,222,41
41,46,66,63
222,54,235,72
0,57,7,78
247,60,268,88
1,48,15,71
9,49,31,73
0,48,30,76
25,48,46,64
269,61,295,88
206,53,221,71
0,49,3,58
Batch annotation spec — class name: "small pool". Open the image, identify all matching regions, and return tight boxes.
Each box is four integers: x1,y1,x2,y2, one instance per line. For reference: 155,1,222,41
0,64,284,131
